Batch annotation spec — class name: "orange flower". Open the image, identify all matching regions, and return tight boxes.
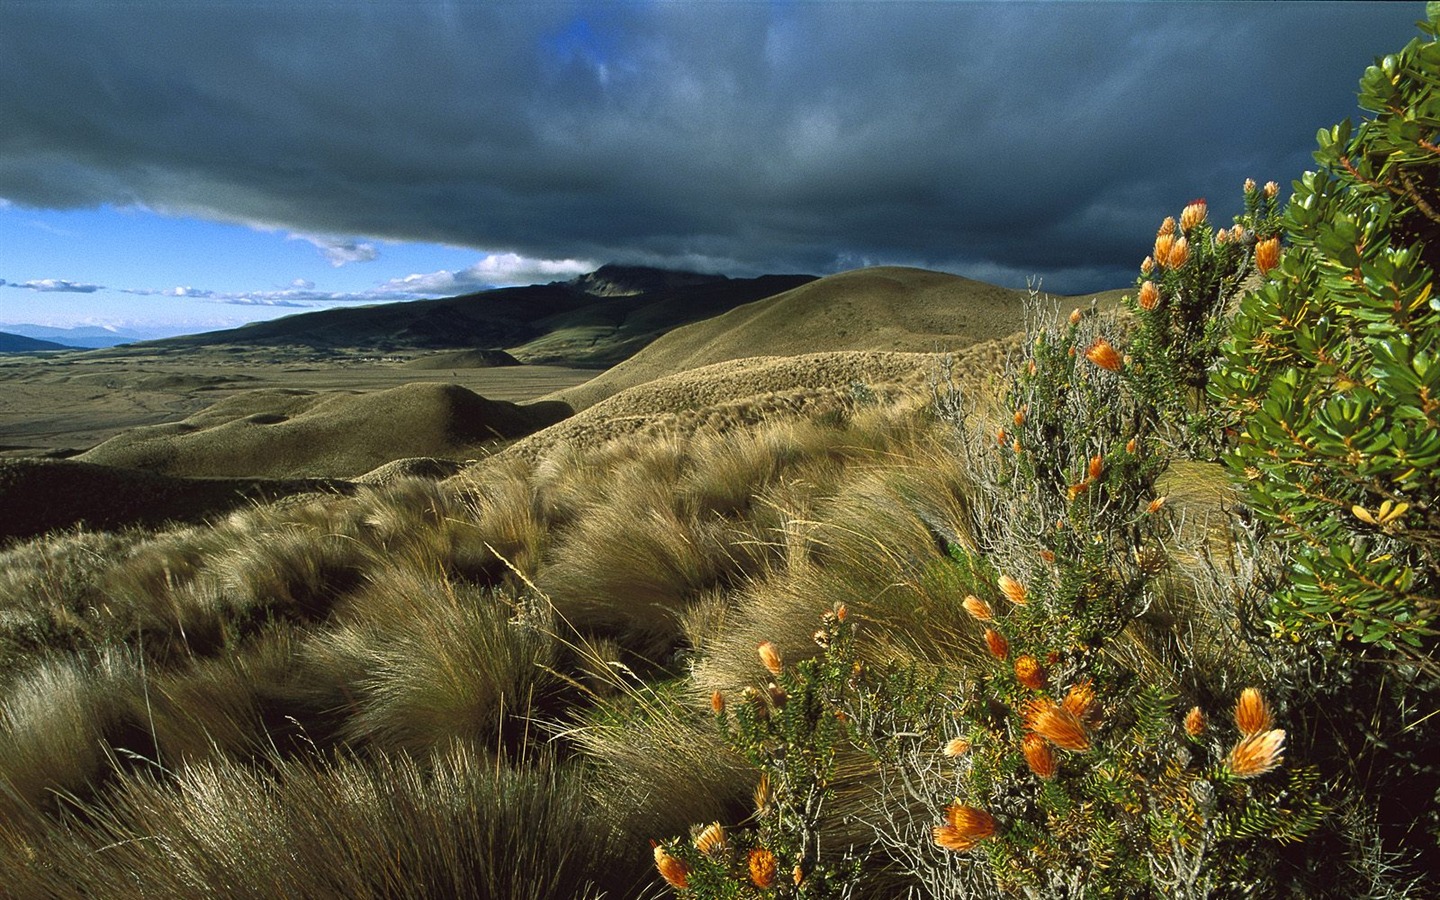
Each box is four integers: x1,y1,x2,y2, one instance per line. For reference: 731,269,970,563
1014,655,1047,690
1180,199,1207,232
1022,733,1058,780
1227,728,1286,778
1154,232,1176,268
748,847,778,889
653,843,690,890
1234,687,1272,736
1062,679,1095,720
933,804,997,851
1024,698,1091,752
984,628,1010,660
1014,407,1026,427
943,736,972,757
1184,706,1207,737
1085,338,1123,372
1157,215,1176,237
962,595,993,622
1168,236,1190,269
1146,496,1167,514
694,822,727,860
710,690,725,715
1137,280,1160,311
1256,237,1282,276
1087,454,1104,482
1140,255,1155,275
998,575,1028,606
758,641,783,676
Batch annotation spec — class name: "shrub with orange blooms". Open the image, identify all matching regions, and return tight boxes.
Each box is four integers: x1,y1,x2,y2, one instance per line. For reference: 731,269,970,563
1125,181,1283,456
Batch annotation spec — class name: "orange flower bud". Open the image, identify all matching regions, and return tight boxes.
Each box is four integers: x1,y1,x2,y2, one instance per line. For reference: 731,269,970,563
1234,687,1272,736
794,865,805,886
834,603,847,622
1168,236,1190,269
1085,338,1123,372
1022,732,1058,780
694,822,727,860
1014,655,1047,690
933,804,997,851
1154,233,1176,268
653,843,690,889
1244,177,1257,193
998,575,1027,606
748,848,778,889
1068,307,1083,326
758,641,783,676
942,736,972,757
1140,255,1155,275
1215,227,1230,246
1255,237,1282,276
1231,224,1246,243
984,628,1009,660
997,426,1007,445
1184,706,1207,737
1012,440,1023,454
1180,199,1207,232
1087,454,1104,482
1062,679,1096,720
1014,407,1026,427
1039,548,1056,564
1157,216,1176,237
1264,180,1279,199
711,690,725,715
1227,728,1285,778
1024,698,1091,752
1146,496,1167,514
1137,280,1160,311
1125,437,1138,454
962,595,994,621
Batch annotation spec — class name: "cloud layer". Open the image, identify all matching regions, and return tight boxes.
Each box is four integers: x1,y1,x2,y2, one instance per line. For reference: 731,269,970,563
0,2,1422,292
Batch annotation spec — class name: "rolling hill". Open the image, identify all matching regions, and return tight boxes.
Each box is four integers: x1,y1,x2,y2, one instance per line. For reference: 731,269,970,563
128,265,815,366
0,331,67,352
552,266,1126,410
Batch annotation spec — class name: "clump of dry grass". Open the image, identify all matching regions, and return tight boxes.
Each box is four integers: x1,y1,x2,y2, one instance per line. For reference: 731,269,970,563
2,746,644,900
311,567,560,754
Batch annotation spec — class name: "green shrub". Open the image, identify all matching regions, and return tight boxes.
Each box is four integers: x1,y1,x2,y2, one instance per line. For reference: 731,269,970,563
1211,9,1440,660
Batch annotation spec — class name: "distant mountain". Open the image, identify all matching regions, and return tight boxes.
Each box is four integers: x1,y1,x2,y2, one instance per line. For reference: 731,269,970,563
127,265,817,367
0,324,156,348
0,331,68,352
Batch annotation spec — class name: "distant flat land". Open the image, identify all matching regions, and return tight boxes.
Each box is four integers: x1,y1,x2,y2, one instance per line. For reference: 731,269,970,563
0,348,593,458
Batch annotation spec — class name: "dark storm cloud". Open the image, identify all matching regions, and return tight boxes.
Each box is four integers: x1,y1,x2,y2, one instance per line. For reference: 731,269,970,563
0,2,1425,292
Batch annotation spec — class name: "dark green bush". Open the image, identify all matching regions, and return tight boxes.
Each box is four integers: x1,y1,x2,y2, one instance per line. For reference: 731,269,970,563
1212,8,1440,660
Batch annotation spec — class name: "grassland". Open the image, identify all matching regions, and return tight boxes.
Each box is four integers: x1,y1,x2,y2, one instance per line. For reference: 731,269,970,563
0,267,1429,897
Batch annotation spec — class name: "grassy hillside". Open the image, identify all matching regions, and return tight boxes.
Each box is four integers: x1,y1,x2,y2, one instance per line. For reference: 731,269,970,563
555,266,1125,410
75,383,571,479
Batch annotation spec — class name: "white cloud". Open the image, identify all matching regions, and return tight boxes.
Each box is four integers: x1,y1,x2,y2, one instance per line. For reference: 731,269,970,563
377,252,595,295
12,278,102,293
289,233,380,267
